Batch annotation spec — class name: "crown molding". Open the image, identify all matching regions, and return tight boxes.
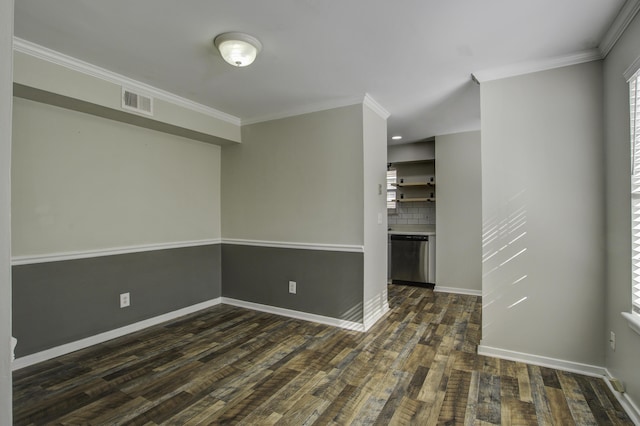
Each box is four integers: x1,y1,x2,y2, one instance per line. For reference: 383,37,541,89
241,94,371,126
363,93,390,119
472,49,602,83
599,0,640,58
12,37,241,126
623,55,640,81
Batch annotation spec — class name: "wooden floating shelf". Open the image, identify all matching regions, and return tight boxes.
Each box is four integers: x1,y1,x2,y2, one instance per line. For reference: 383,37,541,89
394,198,436,202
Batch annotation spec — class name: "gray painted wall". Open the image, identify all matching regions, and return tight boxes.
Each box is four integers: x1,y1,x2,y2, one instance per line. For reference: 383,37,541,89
1,0,13,421
11,94,224,360
12,98,222,257
435,131,482,292
222,105,364,246
603,10,640,408
222,244,363,322
13,244,221,357
480,61,605,366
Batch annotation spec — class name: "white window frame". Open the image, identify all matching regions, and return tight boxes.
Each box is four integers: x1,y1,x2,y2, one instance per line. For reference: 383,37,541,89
625,59,640,335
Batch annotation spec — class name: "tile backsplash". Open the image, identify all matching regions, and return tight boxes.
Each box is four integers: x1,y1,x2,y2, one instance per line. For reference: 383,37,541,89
388,201,435,225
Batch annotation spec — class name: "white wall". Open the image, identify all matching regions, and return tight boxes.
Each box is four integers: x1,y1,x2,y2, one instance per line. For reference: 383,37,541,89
480,61,606,366
388,141,434,163
12,98,221,256
362,103,389,326
0,0,13,421
603,10,640,409
435,130,482,293
222,105,364,245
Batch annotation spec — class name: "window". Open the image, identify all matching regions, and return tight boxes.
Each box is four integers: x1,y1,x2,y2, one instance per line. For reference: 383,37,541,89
630,67,640,317
387,168,397,209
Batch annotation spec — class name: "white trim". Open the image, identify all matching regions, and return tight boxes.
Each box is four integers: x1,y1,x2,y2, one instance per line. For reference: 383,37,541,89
221,297,365,332
604,368,640,425
434,286,482,297
12,298,222,370
241,95,366,126
11,239,221,265
477,344,607,378
363,289,391,331
624,55,640,82
12,37,241,126
363,302,390,331
363,93,390,120
472,49,602,83
222,238,364,253
622,311,640,336
600,0,640,58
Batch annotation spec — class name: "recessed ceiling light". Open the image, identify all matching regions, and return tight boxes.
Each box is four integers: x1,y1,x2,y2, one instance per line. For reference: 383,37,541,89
391,136,402,140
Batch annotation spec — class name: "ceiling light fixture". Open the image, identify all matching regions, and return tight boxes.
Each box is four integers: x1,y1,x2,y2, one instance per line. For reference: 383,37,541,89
214,32,262,67
391,135,402,140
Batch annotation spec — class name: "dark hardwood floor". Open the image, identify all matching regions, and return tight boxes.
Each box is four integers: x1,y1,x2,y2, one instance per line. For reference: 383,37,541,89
13,284,633,425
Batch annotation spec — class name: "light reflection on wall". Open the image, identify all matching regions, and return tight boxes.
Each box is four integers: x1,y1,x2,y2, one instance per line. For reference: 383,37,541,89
481,189,529,333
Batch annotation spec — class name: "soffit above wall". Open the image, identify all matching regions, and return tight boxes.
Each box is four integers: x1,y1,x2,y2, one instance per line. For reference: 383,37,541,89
13,40,242,146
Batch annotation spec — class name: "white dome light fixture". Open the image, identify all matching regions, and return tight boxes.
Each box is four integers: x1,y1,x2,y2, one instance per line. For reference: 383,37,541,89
214,32,262,67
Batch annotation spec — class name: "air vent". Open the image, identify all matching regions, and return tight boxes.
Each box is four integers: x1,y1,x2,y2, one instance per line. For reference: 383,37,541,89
122,88,153,116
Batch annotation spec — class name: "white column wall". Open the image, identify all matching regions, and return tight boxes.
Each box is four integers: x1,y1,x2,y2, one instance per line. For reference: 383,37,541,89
1,0,14,421
363,103,389,327
480,62,606,366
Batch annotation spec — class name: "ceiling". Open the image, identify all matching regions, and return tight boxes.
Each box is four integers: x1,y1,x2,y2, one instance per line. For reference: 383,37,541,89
13,0,628,145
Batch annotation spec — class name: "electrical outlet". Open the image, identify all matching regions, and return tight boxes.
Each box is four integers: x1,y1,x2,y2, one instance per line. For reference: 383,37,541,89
120,292,130,308
610,331,615,351
288,281,296,294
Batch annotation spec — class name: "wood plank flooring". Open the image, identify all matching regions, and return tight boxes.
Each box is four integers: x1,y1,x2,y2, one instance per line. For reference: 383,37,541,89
13,284,633,425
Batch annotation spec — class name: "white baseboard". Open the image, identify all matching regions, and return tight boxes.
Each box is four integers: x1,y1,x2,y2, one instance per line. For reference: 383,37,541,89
477,344,607,377
13,296,367,370
478,344,640,424
434,286,482,297
12,298,222,370
221,297,365,332
605,368,640,426
364,302,390,332
363,288,391,331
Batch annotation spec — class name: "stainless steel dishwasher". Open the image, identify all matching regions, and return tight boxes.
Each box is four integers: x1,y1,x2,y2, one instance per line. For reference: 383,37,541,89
390,234,432,286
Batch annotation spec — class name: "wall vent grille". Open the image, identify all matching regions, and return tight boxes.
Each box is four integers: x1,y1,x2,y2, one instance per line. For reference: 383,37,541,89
122,87,153,116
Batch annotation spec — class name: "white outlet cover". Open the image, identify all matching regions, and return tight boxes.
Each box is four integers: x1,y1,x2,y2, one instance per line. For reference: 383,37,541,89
610,331,615,351
120,292,130,308
288,281,296,294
